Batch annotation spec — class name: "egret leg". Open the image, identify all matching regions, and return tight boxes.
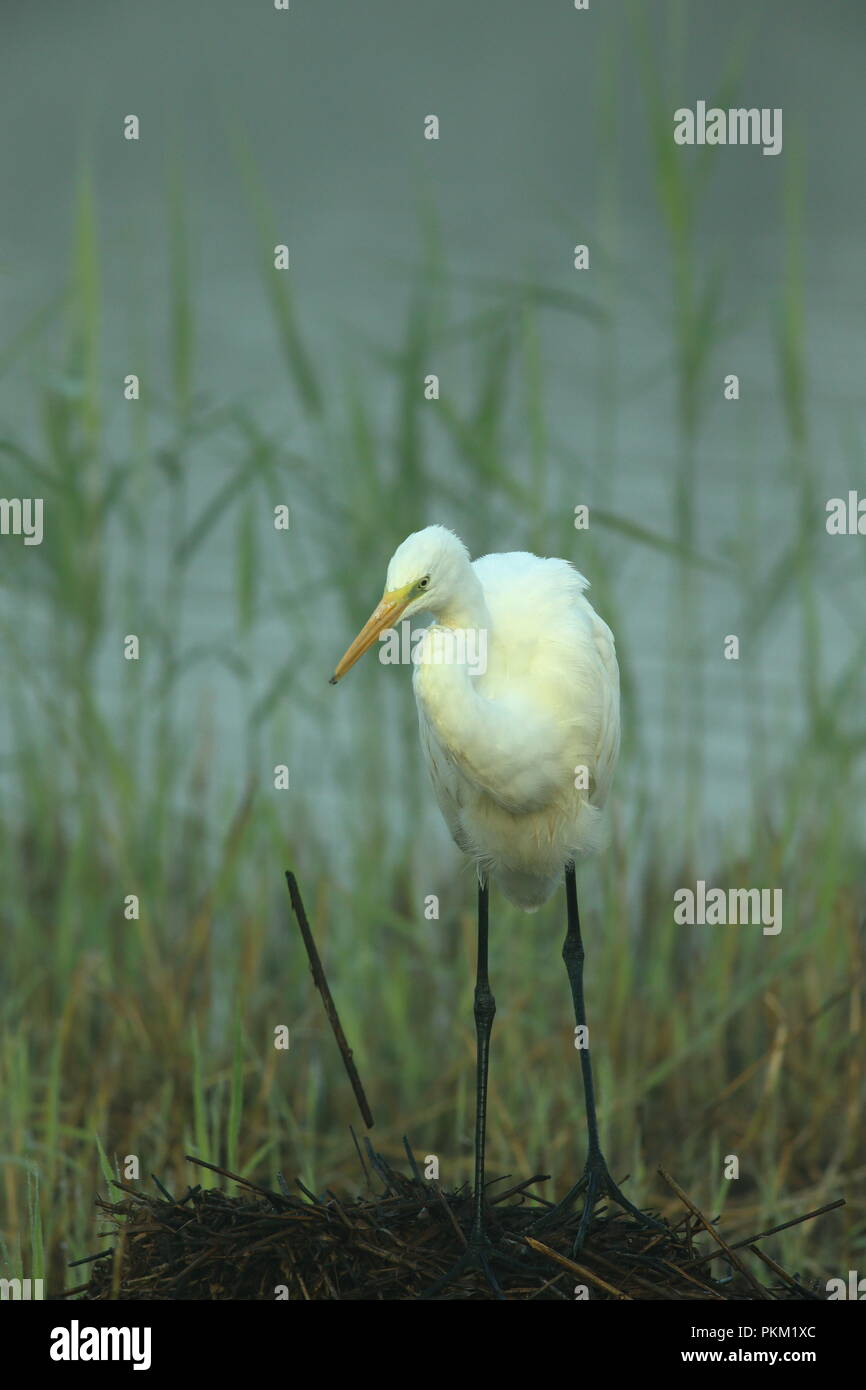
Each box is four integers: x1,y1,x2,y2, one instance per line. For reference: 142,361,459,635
421,876,525,1298
470,872,495,1240
540,862,665,1251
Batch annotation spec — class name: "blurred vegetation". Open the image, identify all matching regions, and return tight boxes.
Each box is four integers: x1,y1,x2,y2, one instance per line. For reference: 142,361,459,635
0,12,864,1295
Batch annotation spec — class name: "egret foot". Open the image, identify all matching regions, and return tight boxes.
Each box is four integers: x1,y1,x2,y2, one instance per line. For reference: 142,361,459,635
420,1230,529,1300
539,1150,666,1254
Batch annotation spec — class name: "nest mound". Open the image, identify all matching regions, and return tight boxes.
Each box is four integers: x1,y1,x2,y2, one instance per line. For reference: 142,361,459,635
77,1149,829,1301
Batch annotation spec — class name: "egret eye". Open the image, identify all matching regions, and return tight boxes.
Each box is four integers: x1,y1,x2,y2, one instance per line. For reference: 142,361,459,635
418,576,430,590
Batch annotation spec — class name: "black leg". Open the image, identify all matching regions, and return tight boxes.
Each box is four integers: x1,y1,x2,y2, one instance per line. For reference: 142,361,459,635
470,874,496,1240
538,862,665,1250
421,875,526,1298
562,862,602,1157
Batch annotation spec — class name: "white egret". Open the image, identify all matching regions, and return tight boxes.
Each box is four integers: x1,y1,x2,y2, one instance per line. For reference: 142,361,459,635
330,524,661,1294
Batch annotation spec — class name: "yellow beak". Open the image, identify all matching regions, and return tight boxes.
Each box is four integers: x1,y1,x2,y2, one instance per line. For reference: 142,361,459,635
329,585,414,684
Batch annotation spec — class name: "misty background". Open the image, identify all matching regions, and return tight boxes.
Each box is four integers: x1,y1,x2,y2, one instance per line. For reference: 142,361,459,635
0,0,863,1291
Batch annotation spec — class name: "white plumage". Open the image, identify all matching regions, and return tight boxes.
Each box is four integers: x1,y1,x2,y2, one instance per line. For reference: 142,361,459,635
331,525,620,910
330,526,660,1274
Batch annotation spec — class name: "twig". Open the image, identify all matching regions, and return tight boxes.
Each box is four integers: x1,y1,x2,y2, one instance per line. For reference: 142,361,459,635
686,1197,845,1268
658,1168,771,1300
490,1174,551,1205
67,1250,113,1269
363,1138,398,1195
183,1154,287,1209
402,1135,424,1185
350,1125,371,1189
286,870,374,1129
524,1237,632,1299
435,1186,469,1250
296,1178,324,1206
748,1244,822,1300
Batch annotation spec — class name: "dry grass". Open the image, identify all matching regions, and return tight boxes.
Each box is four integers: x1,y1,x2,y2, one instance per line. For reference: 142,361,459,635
75,1149,837,1302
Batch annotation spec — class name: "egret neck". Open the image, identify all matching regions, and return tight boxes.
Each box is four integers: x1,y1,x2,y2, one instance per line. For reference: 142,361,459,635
412,577,491,767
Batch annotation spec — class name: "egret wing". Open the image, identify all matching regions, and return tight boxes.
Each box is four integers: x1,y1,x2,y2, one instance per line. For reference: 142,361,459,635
417,702,472,854
589,608,620,807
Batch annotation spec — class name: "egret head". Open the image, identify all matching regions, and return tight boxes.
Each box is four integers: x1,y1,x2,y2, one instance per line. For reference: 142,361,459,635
330,525,471,683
